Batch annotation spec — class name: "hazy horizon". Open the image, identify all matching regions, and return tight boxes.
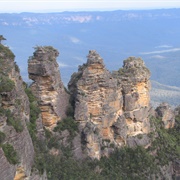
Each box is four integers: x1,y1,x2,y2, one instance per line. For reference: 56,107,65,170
1,7,180,14
1,0,180,13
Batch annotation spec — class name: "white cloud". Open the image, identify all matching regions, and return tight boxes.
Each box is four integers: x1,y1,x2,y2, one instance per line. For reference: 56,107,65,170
140,48,180,55
155,45,173,48
2,22,9,26
149,55,166,59
69,36,81,44
58,61,69,68
73,56,85,62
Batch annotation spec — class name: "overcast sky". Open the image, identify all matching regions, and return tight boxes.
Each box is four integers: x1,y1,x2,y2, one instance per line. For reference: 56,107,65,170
0,0,180,13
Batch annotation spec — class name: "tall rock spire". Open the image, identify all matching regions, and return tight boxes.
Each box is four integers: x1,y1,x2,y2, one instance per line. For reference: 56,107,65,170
68,50,123,159
113,57,152,147
28,46,69,129
116,57,151,137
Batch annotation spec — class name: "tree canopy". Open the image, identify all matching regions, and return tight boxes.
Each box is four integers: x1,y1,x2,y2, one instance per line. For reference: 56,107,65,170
0,35,6,44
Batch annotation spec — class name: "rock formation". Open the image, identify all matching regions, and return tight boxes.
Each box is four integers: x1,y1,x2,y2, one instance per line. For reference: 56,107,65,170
28,46,69,129
0,41,179,179
0,45,34,180
113,57,152,147
155,102,175,129
68,51,152,159
69,50,123,159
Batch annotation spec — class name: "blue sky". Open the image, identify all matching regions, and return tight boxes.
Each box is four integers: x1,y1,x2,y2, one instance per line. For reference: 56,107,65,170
0,0,180,13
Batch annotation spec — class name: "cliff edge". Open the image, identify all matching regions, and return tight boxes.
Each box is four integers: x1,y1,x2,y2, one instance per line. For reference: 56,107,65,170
0,44,34,180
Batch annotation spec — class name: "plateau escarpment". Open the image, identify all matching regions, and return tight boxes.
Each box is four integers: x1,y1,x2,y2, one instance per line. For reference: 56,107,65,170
0,44,34,180
68,51,152,159
28,46,69,129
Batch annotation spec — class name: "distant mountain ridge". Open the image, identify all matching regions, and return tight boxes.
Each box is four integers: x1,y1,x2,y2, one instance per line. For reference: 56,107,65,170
1,9,180,25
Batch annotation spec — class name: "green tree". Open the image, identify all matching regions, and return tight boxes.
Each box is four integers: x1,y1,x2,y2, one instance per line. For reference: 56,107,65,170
0,35,6,44
2,143,19,164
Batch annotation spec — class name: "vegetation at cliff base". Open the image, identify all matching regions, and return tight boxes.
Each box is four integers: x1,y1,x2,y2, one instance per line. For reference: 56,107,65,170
0,76,15,93
148,116,180,166
25,86,48,175
54,116,78,137
30,114,180,180
44,146,157,180
0,131,6,145
2,143,18,164
0,107,23,132
25,87,40,141
7,116,23,133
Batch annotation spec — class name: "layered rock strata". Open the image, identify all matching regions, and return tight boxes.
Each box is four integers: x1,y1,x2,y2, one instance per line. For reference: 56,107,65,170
0,45,34,180
69,51,151,159
28,46,69,129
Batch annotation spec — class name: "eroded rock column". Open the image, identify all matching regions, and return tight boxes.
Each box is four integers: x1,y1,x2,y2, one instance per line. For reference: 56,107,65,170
28,46,69,129
68,50,123,159
114,57,151,147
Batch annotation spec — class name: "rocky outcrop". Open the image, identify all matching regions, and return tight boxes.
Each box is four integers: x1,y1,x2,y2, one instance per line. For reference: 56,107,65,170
112,57,152,148
28,46,69,129
69,52,151,159
155,102,175,129
114,57,151,136
113,57,152,147
0,45,34,180
69,50,123,159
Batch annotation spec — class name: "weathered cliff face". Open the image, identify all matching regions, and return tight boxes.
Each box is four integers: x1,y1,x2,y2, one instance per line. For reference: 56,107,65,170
69,52,151,159
69,50,123,159
114,57,151,146
28,46,69,129
0,45,34,180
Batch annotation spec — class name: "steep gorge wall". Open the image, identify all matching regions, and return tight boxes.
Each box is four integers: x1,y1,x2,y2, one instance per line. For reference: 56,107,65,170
28,46,69,129
0,45,34,180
